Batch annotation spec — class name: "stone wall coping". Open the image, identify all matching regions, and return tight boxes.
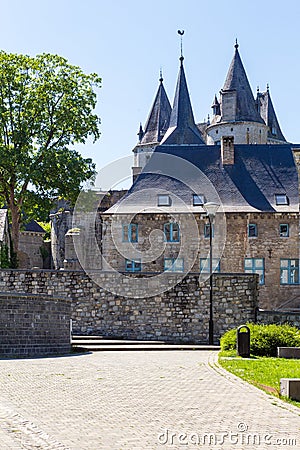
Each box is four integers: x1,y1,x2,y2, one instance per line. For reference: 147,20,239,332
0,268,258,278
258,309,300,316
0,291,70,303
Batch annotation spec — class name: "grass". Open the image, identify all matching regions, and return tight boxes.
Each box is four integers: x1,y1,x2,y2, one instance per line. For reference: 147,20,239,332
219,350,300,407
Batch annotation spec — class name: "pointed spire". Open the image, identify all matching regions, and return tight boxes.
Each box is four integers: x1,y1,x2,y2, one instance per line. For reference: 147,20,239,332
221,42,264,123
160,56,205,145
256,86,286,142
140,74,171,145
211,94,220,116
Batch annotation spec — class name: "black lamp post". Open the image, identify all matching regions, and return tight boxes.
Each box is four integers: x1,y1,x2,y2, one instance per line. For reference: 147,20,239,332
203,202,220,345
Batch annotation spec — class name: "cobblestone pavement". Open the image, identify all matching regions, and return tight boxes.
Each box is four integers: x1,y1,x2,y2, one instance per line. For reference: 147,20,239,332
0,351,299,450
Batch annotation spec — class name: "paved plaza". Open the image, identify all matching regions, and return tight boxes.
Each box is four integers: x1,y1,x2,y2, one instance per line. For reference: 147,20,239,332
0,350,299,449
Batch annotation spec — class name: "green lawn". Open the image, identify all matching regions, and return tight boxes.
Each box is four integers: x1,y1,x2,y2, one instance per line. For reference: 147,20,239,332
219,351,300,406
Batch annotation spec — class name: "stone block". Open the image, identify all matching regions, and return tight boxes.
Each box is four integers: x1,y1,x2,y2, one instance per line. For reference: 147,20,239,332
280,378,300,401
277,347,300,359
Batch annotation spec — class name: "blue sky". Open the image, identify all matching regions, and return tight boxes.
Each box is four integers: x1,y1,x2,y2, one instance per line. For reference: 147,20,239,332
2,0,300,176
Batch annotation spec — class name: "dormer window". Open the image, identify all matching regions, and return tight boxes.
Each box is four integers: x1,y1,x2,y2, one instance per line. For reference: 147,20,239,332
275,194,289,205
193,194,205,206
158,195,171,206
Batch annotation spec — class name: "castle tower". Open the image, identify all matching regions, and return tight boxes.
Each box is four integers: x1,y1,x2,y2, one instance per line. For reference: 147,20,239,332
132,74,171,179
206,41,268,145
256,85,286,144
160,54,205,145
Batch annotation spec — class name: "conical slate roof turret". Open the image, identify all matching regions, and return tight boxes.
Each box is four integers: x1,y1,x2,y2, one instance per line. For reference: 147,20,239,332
222,41,264,123
160,57,205,145
140,74,171,144
257,86,286,142
211,94,220,116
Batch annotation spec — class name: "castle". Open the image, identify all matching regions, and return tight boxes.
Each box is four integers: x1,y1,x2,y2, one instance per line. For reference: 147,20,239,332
52,41,300,311
132,41,287,177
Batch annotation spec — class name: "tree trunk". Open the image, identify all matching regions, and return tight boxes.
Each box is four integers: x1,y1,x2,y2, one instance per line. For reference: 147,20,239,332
9,194,21,264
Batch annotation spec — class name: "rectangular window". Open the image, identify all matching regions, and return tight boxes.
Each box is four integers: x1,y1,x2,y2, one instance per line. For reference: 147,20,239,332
122,224,138,242
279,224,289,237
125,259,141,273
200,258,220,273
248,223,257,238
244,258,265,285
164,223,180,242
193,194,205,206
280,259,299,285
164,258,184,272
275,194,289,205
204,223,214,238
158,195,171,206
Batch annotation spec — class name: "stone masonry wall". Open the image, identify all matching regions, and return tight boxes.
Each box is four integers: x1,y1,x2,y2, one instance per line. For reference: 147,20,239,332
0,270,258,344
0,291,71,357
223,213,299,309
206,121,268,145
257,310,300,328
101,211,299,310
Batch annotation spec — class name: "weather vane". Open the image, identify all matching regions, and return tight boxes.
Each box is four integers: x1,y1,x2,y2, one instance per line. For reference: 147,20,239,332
177,29,184,59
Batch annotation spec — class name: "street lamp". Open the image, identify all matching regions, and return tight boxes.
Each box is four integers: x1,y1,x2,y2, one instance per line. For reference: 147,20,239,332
203,202,220,345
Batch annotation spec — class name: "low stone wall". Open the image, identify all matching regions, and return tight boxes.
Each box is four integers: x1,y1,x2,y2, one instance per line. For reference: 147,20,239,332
257,310,300,328
0,270,258,344
0,292,71,357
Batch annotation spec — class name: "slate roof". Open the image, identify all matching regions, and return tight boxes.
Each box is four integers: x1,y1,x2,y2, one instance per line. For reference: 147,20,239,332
106,143,299,214
23,220,46,233
221,44,264,124
257,89,286,142
160,58,205,145
0,209,7,242
140,77,171,144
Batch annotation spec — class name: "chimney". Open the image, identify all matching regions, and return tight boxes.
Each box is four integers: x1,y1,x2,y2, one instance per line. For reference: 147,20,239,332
221,136,235,165
132,166,142,183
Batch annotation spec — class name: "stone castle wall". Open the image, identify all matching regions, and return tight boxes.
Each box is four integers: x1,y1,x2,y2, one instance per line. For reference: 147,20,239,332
0,269,258,344
206,121,268,145
257,310,300,328
18,232,46,269
0,291,71,357
223,213,299,309
101,212,299,310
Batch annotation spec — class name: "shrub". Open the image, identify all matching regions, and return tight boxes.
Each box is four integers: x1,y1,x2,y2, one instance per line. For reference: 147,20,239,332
220,323,300,357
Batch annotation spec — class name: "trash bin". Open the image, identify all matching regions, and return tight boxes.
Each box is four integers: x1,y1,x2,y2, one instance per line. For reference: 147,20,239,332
237,325,250,357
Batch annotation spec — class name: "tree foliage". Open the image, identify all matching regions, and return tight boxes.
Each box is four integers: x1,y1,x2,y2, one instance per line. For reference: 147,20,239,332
0,51,101,262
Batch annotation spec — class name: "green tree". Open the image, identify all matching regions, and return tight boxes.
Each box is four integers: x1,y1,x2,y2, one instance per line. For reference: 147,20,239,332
0,51,101,264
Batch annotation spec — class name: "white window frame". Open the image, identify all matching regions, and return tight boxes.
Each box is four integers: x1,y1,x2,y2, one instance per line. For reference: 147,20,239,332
275,194,289,205
193,194,205,206
157,195,171,206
